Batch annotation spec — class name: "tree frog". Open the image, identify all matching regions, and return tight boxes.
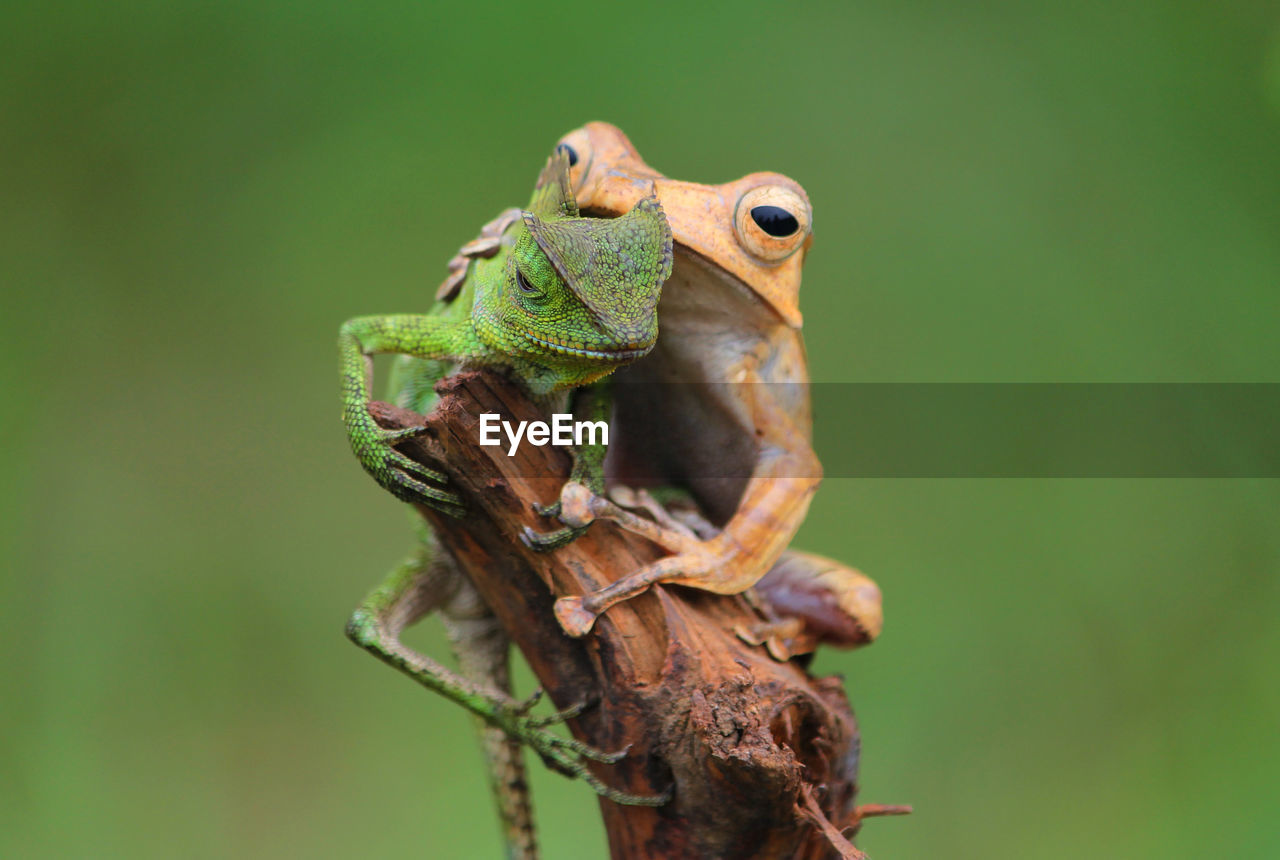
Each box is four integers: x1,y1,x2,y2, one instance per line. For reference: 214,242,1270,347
535,123,884,654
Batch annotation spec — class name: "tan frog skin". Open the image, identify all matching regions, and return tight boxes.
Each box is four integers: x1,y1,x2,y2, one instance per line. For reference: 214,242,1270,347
545,122,882,651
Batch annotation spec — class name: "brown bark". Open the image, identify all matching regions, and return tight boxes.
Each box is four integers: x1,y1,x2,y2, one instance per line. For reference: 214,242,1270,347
370,370,864,860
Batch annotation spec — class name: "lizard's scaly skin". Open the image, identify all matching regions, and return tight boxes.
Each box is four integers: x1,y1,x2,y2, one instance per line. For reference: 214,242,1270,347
342,150,674,859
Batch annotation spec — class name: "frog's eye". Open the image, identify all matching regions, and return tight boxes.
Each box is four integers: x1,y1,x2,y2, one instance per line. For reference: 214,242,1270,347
553,128,593,192
734,185,811,262
555,142,578,167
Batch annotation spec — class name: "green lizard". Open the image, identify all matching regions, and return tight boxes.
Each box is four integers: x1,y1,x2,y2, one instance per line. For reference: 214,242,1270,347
340,151,669,510
339,150,673,858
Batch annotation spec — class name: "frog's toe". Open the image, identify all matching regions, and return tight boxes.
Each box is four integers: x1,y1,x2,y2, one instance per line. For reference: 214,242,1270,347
554,595,598,638
556,482,598,527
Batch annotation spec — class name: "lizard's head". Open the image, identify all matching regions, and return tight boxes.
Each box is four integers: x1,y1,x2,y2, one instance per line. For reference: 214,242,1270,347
475,150,673,389
551,122,813,329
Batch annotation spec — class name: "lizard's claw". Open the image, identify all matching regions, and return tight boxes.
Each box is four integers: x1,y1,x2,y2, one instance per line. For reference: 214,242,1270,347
521,727,671,806
522,695,596,728
520,522,590,551
521,482,598,550
510,687,595,724
376,430,464,515
734,621,803,662
494,698,671,806
532,499,562,518
354,411,464,515
511,687,545,714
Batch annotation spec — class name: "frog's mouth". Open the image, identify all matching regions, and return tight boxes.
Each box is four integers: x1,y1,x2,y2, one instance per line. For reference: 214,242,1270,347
523,333,653,362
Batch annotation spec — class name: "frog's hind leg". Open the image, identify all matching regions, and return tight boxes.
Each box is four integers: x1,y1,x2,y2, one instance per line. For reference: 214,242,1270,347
345,534,539,859
741,550,884,661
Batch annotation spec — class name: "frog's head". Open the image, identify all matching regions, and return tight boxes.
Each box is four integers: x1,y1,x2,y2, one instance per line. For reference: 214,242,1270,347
551,122,813,329
474,150,673,387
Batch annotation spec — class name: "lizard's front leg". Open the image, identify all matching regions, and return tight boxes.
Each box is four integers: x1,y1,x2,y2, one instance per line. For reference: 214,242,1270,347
521,381,614,551
339,314,482,513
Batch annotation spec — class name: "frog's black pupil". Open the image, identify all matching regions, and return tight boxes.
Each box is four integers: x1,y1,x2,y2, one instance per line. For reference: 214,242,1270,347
750,205,799,238
556,143,579,167
516,269,536,293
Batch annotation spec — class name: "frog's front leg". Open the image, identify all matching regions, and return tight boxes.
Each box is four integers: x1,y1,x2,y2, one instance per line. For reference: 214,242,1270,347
553,377,822,637
553,475,819,636
339,314,483,514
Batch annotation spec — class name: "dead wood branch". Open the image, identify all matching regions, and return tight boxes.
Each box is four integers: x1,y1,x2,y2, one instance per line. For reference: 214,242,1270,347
370,370,864,860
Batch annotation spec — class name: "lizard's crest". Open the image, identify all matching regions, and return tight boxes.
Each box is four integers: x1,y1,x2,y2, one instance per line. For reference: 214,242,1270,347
527,149,580,220
522,193,673,336
468,156,672,392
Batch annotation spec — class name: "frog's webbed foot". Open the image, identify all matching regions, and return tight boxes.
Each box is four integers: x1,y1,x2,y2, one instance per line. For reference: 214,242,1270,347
607,486,706,540
573,485,708,554
752,552,884,652
733,618,808,662
524,480,717,554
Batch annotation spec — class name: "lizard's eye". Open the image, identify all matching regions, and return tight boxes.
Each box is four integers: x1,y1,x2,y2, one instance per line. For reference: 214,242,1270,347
514,268,541,297
554,128,593,192
734,185,811,263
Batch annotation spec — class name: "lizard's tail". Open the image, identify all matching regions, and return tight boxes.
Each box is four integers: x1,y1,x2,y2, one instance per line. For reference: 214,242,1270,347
478,722,538,860
444,601,538,860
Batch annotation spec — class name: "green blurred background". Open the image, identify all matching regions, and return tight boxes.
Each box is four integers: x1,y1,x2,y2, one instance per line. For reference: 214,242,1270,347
3,1,1279,857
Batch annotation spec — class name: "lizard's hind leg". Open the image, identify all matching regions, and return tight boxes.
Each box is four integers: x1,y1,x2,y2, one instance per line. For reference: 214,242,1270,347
346,532,668,851
345,535,539,859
